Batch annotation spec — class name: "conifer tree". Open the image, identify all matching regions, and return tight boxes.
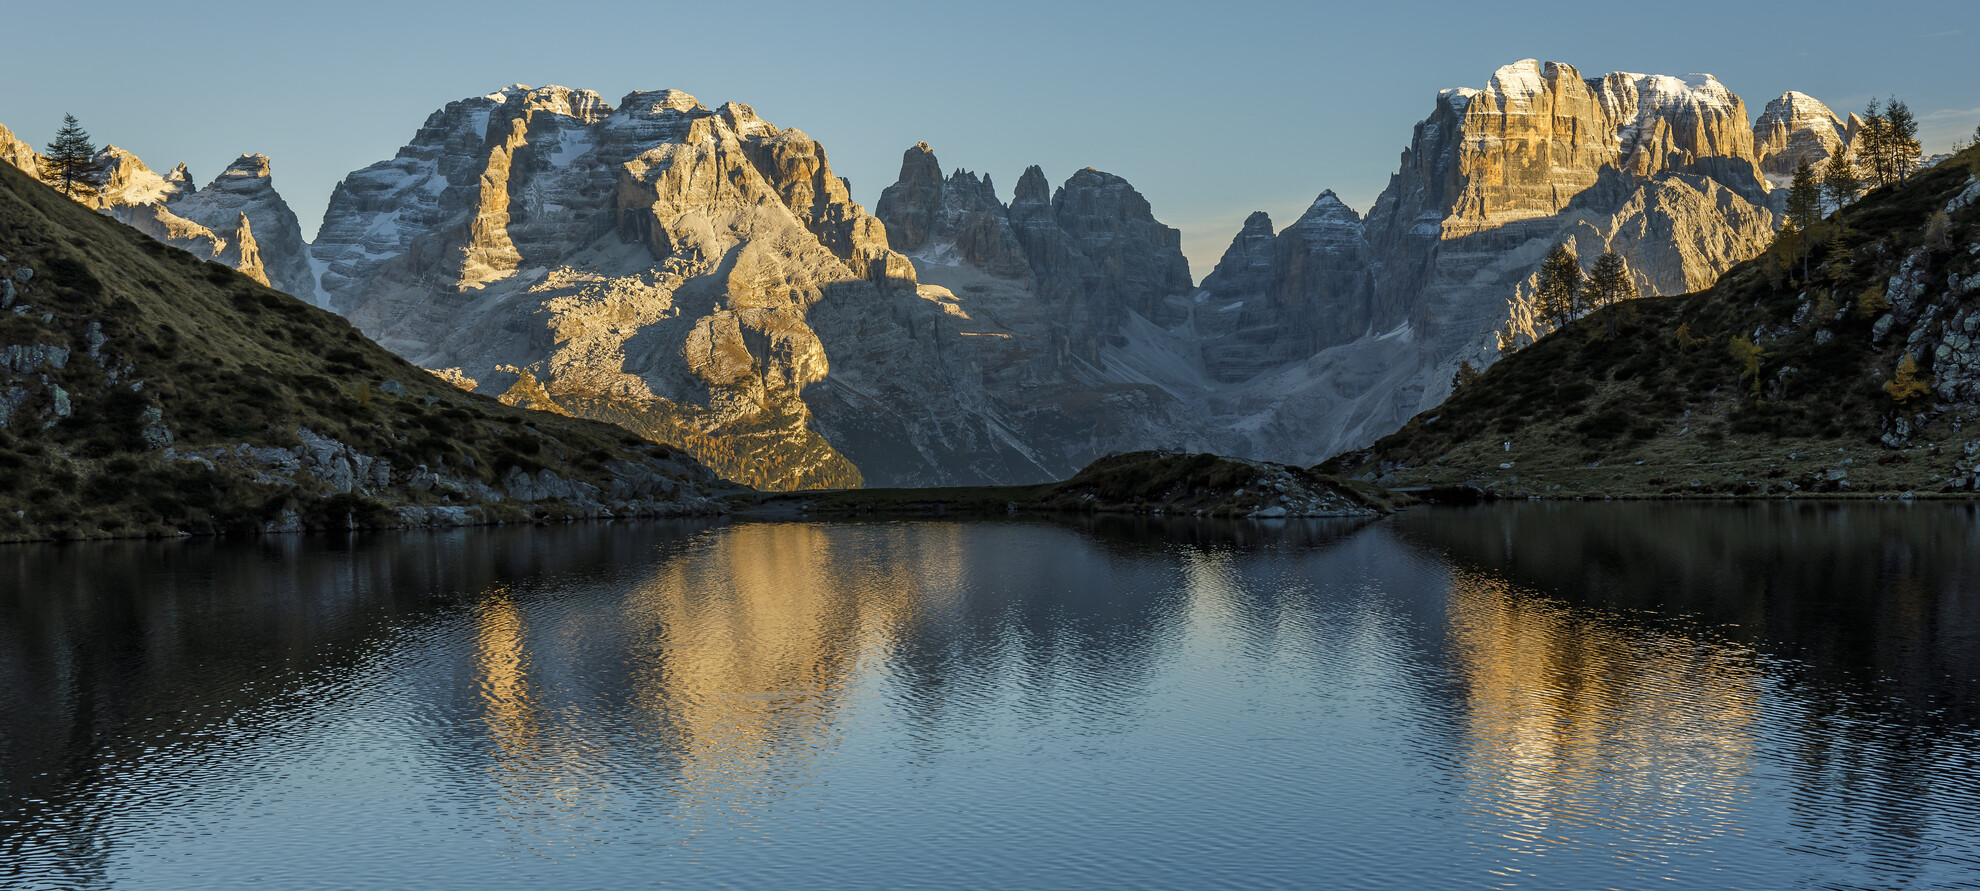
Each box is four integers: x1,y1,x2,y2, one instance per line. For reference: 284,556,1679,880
1452,361,1480,391
1883,98,1921,182
1582,249,1637,339
1856,97,1922,188
1884,353,1930,404
1820,149,1861,211
1780,158,1831,280
39,114,106,199
1769,219,1805,285
1856,99,1891,188
1533,243,1583,332
1786,157,1823,229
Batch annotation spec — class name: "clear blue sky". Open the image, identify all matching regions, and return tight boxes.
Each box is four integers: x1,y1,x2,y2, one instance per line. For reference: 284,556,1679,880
2,0,1974,279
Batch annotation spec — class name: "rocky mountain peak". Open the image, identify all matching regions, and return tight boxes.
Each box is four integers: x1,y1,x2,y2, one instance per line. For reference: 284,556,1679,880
1049,167,1193,325
505,85,611,122
313,86,958,489
1483,58,1558,106
87,145,188,209
1292,190,1361,230
620,89,705,116
171,153,312,298
1013,165,1051,206
215,154,273,184
1753,91,1848,188
1200,211,1275,290
716,102,777,138
1052,168,1158,225
874,142,947,253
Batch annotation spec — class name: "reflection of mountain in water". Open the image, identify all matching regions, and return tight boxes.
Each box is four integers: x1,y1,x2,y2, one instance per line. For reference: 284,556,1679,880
1395,502,1980,879
1394,502,1980,725
1440,565,1763,843
6,510,1980,887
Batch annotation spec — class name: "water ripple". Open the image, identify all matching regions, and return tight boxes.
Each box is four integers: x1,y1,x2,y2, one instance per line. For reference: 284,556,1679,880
3,511,1979,888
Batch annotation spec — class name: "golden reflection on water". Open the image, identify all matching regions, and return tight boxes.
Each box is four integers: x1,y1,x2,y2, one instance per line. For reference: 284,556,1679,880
473,588,540,758
1445,568,1763,838
617,523,954,812
473,587,600,846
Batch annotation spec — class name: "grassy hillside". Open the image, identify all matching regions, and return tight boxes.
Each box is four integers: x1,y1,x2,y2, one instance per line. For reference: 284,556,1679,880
744,450,1398,518
1330,147,1980,497
0,161,732,541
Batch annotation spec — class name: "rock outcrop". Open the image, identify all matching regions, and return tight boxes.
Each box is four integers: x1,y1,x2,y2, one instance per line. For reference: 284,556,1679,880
1753,91,1850,188
0,124,37,174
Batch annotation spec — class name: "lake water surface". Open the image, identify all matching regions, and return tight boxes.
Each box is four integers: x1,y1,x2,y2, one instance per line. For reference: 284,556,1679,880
4,504,1979,889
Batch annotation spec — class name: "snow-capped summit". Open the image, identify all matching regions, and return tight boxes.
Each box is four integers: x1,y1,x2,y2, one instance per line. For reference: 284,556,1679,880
1753,91,1849,189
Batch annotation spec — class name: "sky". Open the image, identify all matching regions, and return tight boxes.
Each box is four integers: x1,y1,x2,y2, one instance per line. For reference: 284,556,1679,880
2,0,1975,280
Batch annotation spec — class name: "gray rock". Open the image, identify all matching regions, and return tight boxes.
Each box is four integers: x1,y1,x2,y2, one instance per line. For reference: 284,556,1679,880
394,505,477,527
377,379,404,396
1,344,70,374
139,406,173,450
13,267,31,284
0,386,28,427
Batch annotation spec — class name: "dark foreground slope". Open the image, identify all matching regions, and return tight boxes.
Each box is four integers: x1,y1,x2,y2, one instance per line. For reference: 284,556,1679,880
0,162,732,542
746,451,1397,518
1330,148,1980,497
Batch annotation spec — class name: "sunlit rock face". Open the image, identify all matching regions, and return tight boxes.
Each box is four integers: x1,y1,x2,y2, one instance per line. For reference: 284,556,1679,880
88,147,307,290
1752,91,1850,189
0,124,37,174
169,154,314,298
1193,59,1798,460
315,86,1100,490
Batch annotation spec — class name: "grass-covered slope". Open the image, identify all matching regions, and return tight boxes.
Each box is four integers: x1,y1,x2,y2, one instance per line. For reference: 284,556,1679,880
745,450,1397,518
0,161,733,541
1330,147,1980,497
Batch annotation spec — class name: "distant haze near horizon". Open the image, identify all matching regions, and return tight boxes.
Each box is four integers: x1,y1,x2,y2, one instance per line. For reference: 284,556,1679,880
2,0,1973,281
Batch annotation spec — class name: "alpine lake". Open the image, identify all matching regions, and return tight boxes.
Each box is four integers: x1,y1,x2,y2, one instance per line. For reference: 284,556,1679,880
4,503,1978,889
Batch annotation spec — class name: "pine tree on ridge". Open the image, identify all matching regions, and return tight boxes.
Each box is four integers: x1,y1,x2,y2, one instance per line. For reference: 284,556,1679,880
39,114,107,199
1534,243,1583,334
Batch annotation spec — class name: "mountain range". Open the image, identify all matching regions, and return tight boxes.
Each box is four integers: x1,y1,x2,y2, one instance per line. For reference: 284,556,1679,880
0,61,1878,489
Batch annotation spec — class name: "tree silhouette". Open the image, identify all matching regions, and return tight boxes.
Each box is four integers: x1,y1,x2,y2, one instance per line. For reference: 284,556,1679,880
1534,243,1583,333
1581,249,1637,339
39,114,106,199
1820,149,1861,211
